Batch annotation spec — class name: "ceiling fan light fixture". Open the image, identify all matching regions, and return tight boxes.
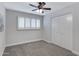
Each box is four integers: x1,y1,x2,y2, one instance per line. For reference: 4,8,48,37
39,9,43,13
36,9,43,13
36,9,39,12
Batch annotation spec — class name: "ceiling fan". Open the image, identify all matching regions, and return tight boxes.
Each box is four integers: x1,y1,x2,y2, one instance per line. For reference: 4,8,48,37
29,2,51,13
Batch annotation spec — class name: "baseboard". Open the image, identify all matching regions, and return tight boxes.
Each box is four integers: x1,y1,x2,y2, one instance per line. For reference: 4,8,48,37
43,40,53,43
71,50,79,56
0,47,5,56
6,39,43,47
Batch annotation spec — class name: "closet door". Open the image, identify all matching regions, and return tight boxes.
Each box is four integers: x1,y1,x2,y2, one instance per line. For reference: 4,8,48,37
52,14,72,50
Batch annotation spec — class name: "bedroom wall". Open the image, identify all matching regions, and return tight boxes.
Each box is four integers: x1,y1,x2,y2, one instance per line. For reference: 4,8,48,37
52,14,72,51
43,3,79,55
52,3,79,55
43,14,52,42
72,3,79,55
0,3,6,56
6,9,43,46
51,4,73,51
43,5,73,47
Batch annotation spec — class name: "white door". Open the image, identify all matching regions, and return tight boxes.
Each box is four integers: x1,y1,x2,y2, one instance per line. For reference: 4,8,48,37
52,14,72,50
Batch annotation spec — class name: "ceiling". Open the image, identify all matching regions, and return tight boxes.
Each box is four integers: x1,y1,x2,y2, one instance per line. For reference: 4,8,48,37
3,2,76,16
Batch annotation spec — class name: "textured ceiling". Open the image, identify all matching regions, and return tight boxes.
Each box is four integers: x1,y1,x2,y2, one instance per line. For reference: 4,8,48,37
3,2,76,15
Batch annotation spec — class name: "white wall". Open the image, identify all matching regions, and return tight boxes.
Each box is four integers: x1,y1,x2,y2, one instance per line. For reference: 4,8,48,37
6,9,43,46
72,4,79,55
43,9,73,51
43,4,73,43
52,14,72,50
43,14,52,42
52,3,79,55
0,3,5,56
43,3,79,55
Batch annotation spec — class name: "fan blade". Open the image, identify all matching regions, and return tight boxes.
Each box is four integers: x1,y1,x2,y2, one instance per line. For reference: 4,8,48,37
32,9,38,11
29,4,38,8
43,8,51,10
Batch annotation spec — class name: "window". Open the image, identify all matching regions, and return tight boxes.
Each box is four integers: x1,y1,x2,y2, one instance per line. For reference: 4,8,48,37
18,17,24,29
36,19,40,28
31,19,36,28
25,18,30,29
17,16,41,30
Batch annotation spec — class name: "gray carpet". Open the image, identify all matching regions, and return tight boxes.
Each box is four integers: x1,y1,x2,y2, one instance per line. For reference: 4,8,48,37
3,40,76,56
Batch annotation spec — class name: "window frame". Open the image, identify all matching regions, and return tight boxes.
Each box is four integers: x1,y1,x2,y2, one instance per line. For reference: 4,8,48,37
16,16,41,31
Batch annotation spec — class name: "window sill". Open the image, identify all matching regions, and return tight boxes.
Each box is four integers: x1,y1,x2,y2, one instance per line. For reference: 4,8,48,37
16,28,41,31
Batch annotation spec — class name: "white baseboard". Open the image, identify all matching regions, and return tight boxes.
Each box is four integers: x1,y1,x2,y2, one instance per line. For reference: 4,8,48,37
0,47,5,56
6,39,43,47
44,40,52,43
71,50,79,56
